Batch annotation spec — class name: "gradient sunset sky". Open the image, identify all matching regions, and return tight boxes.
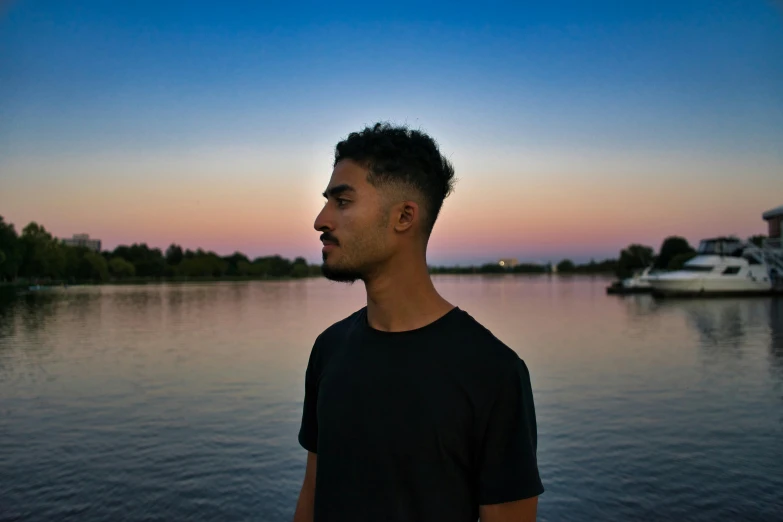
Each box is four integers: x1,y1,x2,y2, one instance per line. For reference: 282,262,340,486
2,0,782,265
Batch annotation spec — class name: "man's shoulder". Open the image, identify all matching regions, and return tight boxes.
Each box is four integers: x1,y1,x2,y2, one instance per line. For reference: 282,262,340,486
447,309,532,408
452,308,522,366
314,307,365,346
306,308,364,373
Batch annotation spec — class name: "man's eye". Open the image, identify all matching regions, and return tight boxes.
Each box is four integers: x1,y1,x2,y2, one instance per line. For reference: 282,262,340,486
336,198,349,207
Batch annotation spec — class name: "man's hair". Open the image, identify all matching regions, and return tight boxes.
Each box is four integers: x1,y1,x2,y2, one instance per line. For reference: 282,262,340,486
334,122,456,236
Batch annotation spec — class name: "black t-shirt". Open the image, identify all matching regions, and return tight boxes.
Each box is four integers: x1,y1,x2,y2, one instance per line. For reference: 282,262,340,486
298,307,544,522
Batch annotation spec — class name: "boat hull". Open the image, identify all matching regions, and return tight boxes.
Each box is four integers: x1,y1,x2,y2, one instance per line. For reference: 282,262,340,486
652,288,782,298
650,276,778,297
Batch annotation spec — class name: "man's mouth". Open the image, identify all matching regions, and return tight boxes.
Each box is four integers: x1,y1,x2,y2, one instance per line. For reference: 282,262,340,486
320,234,339,247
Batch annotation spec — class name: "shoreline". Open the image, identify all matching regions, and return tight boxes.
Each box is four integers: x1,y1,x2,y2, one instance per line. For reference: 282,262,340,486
1,271,617,289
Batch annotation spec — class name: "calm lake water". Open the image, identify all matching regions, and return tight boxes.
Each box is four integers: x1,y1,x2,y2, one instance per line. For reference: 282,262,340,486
1,276,782,521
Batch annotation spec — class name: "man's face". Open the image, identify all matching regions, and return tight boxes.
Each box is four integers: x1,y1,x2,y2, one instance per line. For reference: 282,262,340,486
314,160,392,282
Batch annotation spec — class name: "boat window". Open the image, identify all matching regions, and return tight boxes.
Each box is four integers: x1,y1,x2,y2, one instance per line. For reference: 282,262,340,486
681,265,714,272
697,239,744,255
722,266,741,275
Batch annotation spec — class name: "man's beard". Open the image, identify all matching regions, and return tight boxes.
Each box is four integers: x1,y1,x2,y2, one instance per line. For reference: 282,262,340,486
321,261,363,283
320,219,386,284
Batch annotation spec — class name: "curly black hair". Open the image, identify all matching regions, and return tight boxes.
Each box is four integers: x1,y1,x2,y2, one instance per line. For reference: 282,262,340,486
334,122,456,236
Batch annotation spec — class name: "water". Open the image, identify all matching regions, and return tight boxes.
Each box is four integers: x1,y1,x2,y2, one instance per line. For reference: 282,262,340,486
1,276,781,521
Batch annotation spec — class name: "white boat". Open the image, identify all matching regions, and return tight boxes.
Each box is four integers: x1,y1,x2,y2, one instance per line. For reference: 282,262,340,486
648,205,783,297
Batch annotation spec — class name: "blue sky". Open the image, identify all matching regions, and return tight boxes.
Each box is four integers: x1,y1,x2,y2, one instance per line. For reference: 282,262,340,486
1,0,782,264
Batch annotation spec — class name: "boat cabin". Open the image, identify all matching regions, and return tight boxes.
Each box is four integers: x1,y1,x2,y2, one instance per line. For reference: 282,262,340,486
696,237,745,256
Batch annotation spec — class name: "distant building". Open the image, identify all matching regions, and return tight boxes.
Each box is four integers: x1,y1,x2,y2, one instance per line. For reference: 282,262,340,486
62,234,102,252
763,204,783,240
498,258,518,269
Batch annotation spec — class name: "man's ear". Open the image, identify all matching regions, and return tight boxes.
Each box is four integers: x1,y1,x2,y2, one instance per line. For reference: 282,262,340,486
393,201,419,233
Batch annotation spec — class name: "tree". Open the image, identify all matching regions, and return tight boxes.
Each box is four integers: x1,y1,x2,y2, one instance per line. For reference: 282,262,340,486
0,216,321,282
237,260,253,276
112,243,165,277
668,252,698,271
254,255,293,277
291,263,310,278
749,235,766,247
79,252,109,281
478,263,505,274
654,236,694,270
252,258,271,277
572,258,617,274
291,256,309,277
165,244,184,266
511,263,547,274
63,245,89,281
48,245,67,279
557,259,575,273
0,216,22,280
617,244,654,279
19,222,49,277
19,222,67,279
178,252,228,278
224,252,250,276
109,257,136,278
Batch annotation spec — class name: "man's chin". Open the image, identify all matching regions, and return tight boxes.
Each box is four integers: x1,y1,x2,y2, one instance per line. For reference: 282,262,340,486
321,263,362,283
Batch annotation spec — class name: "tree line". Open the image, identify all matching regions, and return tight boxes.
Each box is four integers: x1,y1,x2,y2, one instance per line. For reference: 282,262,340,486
429,258,618,275
0,216,320,283
1,215,767,284
431,234,767,280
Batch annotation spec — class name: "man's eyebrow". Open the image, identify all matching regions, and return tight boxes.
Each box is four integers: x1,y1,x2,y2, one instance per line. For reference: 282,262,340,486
322,184,356,199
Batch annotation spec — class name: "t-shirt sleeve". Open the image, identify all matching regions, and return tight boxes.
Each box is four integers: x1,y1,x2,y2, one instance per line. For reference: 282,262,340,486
477,357,544,505
297,339,320,453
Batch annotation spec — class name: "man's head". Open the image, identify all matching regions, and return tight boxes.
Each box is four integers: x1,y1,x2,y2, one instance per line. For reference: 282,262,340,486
314,122,456,283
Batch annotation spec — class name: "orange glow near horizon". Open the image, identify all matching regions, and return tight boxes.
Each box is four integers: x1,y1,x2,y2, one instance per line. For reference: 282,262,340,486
3,155,779,264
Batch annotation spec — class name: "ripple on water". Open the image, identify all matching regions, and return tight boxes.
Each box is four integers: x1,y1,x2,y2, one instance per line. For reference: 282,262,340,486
1,282,782,521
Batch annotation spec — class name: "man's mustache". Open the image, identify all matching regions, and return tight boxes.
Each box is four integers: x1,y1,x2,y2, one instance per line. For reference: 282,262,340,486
320,233,339,245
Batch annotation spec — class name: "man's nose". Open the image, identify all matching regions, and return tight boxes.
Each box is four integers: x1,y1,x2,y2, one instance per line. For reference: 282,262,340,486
314,205,332,232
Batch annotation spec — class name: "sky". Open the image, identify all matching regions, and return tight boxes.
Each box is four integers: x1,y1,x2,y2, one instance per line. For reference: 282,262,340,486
1,0,782,265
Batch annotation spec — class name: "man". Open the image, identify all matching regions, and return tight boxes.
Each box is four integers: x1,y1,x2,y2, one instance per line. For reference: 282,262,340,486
294,123,543,522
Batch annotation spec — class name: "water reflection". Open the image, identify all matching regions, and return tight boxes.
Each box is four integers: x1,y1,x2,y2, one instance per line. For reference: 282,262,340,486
622,294,783,385
769,298,783,385
0,288,18,339
680,300,748,351
0,291,53,383
2,280,782,521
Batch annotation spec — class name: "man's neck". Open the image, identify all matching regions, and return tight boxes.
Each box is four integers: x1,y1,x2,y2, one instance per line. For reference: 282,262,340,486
363,258,454,332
